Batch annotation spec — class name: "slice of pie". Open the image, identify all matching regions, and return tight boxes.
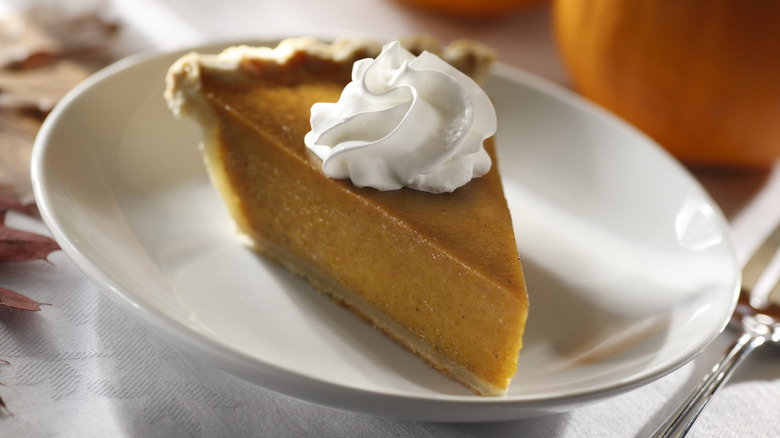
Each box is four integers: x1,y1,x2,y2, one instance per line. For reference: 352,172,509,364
164,37,529,396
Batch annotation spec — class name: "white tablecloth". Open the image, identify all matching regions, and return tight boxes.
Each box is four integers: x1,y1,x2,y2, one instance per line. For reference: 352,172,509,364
2,0,780,436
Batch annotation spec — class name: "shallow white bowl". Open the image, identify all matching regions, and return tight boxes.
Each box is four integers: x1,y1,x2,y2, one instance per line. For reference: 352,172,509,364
31,40,739,422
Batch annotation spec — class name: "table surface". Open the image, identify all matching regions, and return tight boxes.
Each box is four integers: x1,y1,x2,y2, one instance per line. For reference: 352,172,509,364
2,0,779,436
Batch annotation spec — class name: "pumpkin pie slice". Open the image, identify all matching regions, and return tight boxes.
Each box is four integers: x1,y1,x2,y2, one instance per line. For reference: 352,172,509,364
165,37,529,396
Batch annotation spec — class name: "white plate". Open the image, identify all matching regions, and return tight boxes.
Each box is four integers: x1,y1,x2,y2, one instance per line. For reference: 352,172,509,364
31,41,740,422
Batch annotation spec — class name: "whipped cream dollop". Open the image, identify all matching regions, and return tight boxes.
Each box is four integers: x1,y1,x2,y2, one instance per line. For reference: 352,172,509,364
303,41,496,193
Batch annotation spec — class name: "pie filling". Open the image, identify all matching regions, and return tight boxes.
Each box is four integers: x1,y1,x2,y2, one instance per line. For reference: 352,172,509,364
165,37,529,396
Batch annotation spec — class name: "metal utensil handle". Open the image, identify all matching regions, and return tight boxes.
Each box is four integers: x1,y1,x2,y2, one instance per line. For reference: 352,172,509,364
650,330,766,438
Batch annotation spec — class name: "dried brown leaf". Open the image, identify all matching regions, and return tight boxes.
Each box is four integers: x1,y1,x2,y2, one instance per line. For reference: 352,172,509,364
0,108,40,202
0,192,55,315
0,393,9,416
0,224,59,263
0,285,47,311
0,7,119,200
0,188,34,217
0,7,119,70
0,360,13,415
0,57,94,112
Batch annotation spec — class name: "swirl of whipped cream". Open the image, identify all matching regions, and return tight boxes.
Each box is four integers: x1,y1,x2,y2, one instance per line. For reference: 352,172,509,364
303,41,496,193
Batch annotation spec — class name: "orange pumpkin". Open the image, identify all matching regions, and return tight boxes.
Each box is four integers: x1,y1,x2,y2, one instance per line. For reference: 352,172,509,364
552,0,780,168
395,0,547,19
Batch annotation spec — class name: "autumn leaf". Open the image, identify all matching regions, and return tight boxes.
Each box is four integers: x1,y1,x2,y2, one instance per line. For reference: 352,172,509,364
0,224,59,263
0,190,58,313
0,359,9,415
0,285,48,311
0,6,119,71
0,189,34,219
1,6,120,202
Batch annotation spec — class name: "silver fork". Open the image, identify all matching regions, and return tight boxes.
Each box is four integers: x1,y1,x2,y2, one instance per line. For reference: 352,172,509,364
651,222,780,438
